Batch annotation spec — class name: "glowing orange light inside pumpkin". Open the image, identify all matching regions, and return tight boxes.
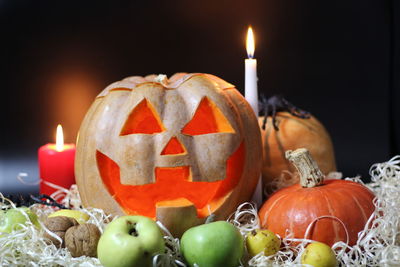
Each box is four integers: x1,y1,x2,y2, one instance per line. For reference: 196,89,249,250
56,124,64,152
96,141,245,218
246,26,255,59
120,99,165,135
96,95,244,219
182,97,234,135
161,137,186,155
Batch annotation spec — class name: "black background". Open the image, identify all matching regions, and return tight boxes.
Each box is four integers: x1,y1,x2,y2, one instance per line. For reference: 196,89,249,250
1,0,399,194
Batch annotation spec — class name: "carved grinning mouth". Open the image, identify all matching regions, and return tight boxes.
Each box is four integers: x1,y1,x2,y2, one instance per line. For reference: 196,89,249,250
96,141,245,218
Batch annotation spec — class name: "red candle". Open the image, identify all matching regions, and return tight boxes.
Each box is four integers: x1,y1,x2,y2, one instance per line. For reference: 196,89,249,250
38,124,76,197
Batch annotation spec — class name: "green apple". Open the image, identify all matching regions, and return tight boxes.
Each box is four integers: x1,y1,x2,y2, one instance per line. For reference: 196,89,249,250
97,215,165,267
0,207,40,234
180,221,244,267
301,242,338,267
0,210,4,235
246,229,281,257
48,209,89,224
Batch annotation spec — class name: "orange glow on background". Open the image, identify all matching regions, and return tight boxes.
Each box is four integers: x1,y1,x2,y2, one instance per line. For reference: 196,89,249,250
49,72,99,144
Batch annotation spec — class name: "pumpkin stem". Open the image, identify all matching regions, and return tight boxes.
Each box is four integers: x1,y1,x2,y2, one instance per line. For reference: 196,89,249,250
285,148,324,188
259,95,311,131
155,74,169,86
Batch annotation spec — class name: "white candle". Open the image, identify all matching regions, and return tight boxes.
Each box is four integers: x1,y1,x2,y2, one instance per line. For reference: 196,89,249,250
245,26,262,207
245,27,258,116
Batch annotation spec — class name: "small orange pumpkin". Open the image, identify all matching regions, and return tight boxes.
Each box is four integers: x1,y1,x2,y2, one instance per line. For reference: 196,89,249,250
259,148,375,247
75,73,262,236
259,96,336,193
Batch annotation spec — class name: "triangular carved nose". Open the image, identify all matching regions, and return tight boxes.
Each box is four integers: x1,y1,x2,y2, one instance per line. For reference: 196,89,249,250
161,137,186,155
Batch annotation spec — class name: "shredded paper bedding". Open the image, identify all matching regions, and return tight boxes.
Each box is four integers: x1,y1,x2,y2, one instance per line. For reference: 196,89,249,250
1,156,400,266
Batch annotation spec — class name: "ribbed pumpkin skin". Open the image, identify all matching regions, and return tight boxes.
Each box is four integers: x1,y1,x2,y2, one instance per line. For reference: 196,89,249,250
75,73,262,237
259,179,375,246
259,112,336,190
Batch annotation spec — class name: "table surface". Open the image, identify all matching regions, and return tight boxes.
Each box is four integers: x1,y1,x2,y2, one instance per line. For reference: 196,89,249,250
0,156,40,195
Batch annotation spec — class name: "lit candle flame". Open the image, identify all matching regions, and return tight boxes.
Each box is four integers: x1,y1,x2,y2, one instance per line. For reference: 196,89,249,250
246,26,255,59
56,124,64,152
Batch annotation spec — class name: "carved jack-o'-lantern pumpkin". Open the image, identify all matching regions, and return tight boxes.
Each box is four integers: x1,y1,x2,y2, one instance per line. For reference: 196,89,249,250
75,73,262,236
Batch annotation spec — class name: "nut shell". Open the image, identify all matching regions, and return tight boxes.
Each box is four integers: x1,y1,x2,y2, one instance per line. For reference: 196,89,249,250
65,223,101,257
43,216,79,247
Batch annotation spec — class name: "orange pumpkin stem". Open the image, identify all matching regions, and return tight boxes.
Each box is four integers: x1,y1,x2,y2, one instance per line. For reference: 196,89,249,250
285,148,324,188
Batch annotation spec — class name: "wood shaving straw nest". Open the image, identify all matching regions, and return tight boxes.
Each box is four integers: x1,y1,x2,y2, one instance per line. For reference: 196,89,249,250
2,155,400,266
0,194,108,266
0,184,184,267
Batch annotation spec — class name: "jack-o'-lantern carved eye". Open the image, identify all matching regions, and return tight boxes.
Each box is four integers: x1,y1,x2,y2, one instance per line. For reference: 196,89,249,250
181,97,235,136
120,98,165,135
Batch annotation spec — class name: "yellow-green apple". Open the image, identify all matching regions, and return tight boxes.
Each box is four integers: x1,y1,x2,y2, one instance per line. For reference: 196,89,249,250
301,242,338,267
0,207,40,234
246,229,281,257
97,215,165,267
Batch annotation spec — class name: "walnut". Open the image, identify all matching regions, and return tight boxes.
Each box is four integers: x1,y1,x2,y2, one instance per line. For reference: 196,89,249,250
43,216,79,248
65,223,101,257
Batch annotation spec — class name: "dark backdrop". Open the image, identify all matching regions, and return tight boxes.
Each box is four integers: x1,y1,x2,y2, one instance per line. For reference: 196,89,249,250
1,0,399,194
